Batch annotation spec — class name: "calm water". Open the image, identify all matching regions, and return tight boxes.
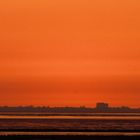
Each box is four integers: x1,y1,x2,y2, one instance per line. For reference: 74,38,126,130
0,113,140,131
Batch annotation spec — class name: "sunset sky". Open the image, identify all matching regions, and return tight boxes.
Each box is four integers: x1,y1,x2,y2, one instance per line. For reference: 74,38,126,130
0,0,140,107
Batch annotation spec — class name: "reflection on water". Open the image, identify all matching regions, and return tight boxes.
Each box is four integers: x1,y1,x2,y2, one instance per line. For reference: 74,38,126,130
0,132,140,136
0,115,140,120
0,113,140,131
1,112,140,116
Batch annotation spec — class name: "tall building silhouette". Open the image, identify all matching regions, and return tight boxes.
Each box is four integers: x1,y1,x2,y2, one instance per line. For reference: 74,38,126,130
96,102,109,111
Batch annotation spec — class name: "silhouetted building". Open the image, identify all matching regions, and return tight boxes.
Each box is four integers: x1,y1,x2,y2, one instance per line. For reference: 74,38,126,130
96,102,109,111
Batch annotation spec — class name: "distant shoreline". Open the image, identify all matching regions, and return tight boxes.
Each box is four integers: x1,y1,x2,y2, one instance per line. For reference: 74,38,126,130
0,103,140,113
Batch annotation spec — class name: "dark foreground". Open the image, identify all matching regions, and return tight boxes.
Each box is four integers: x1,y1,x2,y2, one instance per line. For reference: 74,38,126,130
0,135,140,140
0,130,140,140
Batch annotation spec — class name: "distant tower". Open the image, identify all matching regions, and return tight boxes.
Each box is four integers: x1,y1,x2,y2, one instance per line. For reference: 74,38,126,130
96,102,109,111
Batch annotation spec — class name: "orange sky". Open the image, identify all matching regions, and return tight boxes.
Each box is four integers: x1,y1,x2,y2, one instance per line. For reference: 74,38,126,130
0,0,140,107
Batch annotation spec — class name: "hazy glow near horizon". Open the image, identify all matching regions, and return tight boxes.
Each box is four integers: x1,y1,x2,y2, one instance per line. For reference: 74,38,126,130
0,0,140,107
